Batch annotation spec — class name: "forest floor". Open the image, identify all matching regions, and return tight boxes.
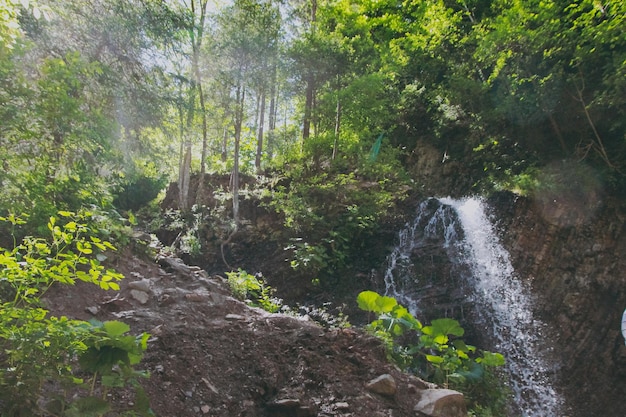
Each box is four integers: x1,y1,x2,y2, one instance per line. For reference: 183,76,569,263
42,239,432,417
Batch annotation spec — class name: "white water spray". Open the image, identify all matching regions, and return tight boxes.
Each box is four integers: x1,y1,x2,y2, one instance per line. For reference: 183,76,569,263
383,197,563,416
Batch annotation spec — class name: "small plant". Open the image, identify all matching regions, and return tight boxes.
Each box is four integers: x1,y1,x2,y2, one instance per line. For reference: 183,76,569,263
357,290,508,414
226,269,282,313
0,211,152,416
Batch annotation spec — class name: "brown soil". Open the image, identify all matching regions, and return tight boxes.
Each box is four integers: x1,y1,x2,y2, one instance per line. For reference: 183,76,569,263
42,240,431,417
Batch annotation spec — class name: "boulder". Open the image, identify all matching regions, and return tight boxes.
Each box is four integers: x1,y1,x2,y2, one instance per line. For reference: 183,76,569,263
414,389,466,417
366,374,397,397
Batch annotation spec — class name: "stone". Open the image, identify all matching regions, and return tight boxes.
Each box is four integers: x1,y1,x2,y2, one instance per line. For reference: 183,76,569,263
185,292,208,302
271,398,300,408
201,405,210,414
366,374,397,397
130,289,150,304
128,279,151,293
334,402,349,410
414,389,466,417
225,314,246,321
85,306,99,315
201,377,219,394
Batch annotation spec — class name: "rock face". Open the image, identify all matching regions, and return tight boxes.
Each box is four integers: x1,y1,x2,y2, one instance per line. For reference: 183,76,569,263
414,389,467,417
489,191,626,417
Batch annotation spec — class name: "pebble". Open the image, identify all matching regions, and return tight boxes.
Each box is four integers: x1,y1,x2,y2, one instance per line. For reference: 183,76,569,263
130,289,150,304
334,402,350,410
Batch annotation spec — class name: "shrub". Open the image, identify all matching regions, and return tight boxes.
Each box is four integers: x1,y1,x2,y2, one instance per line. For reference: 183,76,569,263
357,290,509,415
0,211,152,416
226,269,281,313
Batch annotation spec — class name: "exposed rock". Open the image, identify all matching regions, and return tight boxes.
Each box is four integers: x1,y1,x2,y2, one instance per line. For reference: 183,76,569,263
366,374,397,397
85,306,99,315
334,401,349,410
414,389,467,417
129,289,150,304
271,398,300,408
128,279,152,293
490,191,626,417
157,256,193,277
184,291,209,302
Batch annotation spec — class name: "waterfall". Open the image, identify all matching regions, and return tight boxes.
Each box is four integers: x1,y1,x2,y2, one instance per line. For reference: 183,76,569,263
383,197,563,416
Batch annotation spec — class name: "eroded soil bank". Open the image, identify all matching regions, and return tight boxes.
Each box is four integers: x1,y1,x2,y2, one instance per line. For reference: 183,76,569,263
43,243,451,417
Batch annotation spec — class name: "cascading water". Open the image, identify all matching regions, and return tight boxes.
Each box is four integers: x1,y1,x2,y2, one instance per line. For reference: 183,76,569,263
383,197,563,416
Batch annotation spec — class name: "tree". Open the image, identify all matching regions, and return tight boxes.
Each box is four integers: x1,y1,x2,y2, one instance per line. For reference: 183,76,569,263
215,0,282,222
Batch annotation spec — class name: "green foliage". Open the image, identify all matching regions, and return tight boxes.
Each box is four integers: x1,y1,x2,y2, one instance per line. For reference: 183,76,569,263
113,162,168,212
227,269,281,313
267,150,409,284
0,212,152,416
357,291,508,415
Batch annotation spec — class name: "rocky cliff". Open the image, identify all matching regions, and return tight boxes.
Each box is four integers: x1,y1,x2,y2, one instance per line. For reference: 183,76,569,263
490,191,626,417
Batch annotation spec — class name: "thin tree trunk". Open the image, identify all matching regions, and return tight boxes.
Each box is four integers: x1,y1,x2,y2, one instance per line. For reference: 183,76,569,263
222,126,228,162
233,82,245,224
267,63,277,160
573,73,614,169
303,74,314,140
332,97,341,160
195,64,208,204
256,90,266,174
194,0,209,203
179,81,196,212
221,126,228,162
179,144,192,211
302,0,317,141
177,87,185,209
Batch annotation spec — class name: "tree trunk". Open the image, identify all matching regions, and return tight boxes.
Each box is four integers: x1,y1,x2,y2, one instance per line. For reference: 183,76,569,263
178,79,196,211
179,142,192,211
221,126,228,162
303,74,314,140
332,97,341,160
233,82,245,224
256,89,266,174
195,58,208,204
302,0,317,141
267,64,277,160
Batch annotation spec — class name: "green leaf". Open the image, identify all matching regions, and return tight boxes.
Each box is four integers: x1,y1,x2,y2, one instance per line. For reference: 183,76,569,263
64,221,77,231
375,295,398,313
357,290,380,312
139,332,150,350
101,374,125,388
453,339,470,352
356,290,397,313
430,318,465,337
103,320,130,337
134,386,155,416
65,397,110,417
477,351,505,367
426,354,444,364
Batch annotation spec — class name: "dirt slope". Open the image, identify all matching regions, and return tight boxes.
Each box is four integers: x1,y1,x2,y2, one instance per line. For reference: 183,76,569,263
43,242,436,417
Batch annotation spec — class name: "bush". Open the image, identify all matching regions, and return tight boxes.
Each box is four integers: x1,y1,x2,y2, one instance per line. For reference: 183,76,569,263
267,151,410,285
226,269,282,313
357,290,510,415
0,211,152,416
